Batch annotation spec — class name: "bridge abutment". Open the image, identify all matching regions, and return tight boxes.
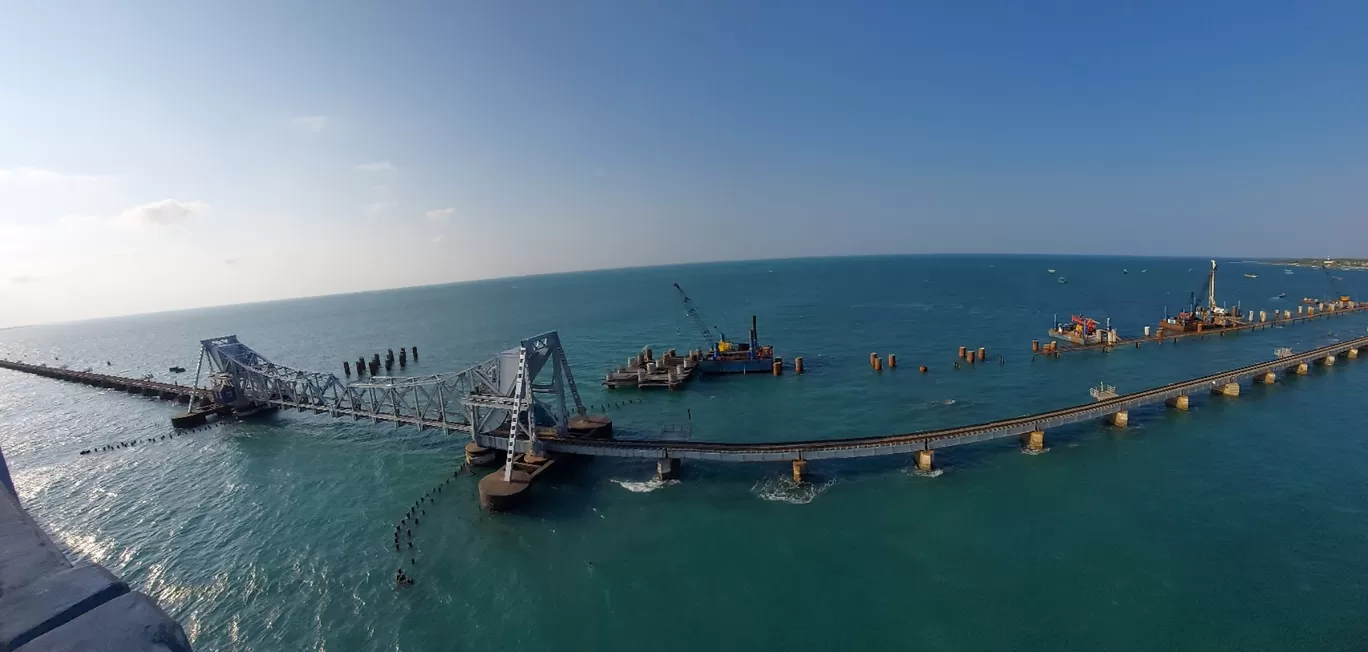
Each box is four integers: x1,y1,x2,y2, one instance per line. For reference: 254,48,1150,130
1293,362,1309,375
1021,429,1045,451
791,460,807,483
1109,411,1129,427
1319,355,1337,366
1349,348,1359,359
1256,372,1276,384
1165,395,1189,411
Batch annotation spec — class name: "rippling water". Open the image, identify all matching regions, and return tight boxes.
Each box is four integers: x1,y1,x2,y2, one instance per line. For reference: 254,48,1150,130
3,255,1367,651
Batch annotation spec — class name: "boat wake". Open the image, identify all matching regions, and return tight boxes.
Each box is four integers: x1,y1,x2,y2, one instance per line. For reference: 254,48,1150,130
751,477,836,504
1021,446,1050,456
611,478,679,493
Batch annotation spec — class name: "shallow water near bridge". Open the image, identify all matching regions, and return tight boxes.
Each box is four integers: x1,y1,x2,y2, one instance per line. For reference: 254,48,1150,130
3,255,1368,651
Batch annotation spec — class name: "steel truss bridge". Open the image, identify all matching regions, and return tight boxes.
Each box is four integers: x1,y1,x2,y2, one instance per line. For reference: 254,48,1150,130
196,332,588,479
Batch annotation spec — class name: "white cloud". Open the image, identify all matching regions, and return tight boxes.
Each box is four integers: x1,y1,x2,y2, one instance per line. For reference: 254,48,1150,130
112,199,209,228
0,167,112,187
290,115,329,133
363,201,393,215
424,208,454,221
356,161,398,173
431,234,447,244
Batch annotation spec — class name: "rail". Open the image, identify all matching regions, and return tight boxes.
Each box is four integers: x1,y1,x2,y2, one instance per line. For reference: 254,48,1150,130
532,335,1368,462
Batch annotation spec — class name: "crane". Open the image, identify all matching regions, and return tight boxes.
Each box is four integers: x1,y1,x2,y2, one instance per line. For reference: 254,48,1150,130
673,283,724,350
1187,260,1219,315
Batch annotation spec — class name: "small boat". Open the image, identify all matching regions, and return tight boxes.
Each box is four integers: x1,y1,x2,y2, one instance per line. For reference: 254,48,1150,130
1284,269,1294,275
1244,273,1257,278
1141,269,1148,273
1277,293,1287,299
168,366,186,373
1122,269,1129,274
1057,276,1068,284
1047,269,1056,273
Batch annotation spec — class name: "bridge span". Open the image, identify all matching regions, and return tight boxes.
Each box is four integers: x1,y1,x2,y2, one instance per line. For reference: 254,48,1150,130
529,335,1368,474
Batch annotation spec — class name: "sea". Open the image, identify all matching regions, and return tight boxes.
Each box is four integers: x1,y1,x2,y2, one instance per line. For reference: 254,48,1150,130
2,255,1367,651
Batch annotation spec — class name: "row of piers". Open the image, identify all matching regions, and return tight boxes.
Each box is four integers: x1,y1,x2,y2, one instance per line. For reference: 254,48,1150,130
344,346,419,377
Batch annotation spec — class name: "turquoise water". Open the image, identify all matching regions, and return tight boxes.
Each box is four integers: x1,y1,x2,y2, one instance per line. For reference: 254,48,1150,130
2,255,1367,651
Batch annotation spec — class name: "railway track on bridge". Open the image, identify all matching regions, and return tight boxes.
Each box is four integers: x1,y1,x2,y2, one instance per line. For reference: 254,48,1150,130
533,334,1368,463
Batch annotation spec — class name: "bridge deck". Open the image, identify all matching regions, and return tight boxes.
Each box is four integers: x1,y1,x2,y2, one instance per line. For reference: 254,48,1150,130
532,335,1368,462
0,361,210,403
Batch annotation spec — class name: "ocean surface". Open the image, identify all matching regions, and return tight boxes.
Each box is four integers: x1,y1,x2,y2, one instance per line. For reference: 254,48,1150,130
2,255,1367,651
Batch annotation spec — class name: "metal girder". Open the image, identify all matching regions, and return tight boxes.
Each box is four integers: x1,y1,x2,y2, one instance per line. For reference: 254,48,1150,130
196,332,584,441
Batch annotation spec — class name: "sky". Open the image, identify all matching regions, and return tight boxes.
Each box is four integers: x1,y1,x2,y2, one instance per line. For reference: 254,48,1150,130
2,0,1366,326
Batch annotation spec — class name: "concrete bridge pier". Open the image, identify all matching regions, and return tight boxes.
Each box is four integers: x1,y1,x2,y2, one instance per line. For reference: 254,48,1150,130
1165,395,1190,411
1319,355,1337,366
658,458,680,481
914,450,934,473
1256,372,1277,384
1109,411,1129,427
1212,382,1240,397
1349,348,1360,359
1021,429,1045,451
1292,362,1309,375
464,442,499,467
791,459,807,483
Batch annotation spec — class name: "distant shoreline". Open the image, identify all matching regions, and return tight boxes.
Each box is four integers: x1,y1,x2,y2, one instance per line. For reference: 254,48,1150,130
1254,259,1368,272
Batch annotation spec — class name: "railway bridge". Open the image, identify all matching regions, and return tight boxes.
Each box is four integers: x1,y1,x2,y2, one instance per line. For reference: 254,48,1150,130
2,332,1365,509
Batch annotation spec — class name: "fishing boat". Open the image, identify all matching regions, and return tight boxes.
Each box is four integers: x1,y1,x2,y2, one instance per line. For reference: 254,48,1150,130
1057,276,1067,284
1284,269,1295,275
1047,269,1056,274
1244,273,1257,278
1277,293,1286,299
1122,269,1129,274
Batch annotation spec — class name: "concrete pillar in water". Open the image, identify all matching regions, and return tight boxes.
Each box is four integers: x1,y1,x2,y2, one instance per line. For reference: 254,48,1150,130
1021,429,1045,451
772,360,783,376
914,449,934,473
657,458,680,481
888,354,897,368
1284,310,1291,319
919,365,928,373
1213,382,1240,396
1260,311,1267,323
873,357,883,371
1256,372,1276,384
465,442,498,467
869,352,878,368
1165,394,1190,411
1144,326,1151,337
967,350,976,365
1110,411,1129,427
1320,355,1336,366
1349,348,1359,359
978,347,987,362
958,346,967,359
1294,362,1309,375
795,356,805,374
1032,340,1040,353
411,346,418,361
791,459,807,483
343,361,351,376
1298,305,1304,314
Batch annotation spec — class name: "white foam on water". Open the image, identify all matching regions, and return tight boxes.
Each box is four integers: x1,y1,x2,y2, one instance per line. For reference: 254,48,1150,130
751,476,836,504
1021,447,1050,456
611,478,679,493
902,467,945,478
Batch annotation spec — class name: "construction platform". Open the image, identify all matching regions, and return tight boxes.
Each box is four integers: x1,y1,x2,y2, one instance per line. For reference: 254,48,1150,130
1034,302,1368,357
603,346,699,390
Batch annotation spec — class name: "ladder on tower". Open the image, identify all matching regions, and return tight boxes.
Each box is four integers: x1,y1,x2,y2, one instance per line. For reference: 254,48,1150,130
503,346,528,482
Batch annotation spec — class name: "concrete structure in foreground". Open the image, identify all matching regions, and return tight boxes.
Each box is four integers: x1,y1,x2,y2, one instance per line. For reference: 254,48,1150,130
0,448,191,651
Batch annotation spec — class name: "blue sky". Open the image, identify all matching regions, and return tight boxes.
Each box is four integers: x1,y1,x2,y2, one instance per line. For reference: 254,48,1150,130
1,0,1365,325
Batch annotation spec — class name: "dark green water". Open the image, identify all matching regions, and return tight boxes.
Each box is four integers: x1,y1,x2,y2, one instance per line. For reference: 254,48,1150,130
2,255,1367,651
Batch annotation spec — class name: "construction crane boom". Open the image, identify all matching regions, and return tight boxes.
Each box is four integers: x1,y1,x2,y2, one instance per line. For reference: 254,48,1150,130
673,283,720,350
